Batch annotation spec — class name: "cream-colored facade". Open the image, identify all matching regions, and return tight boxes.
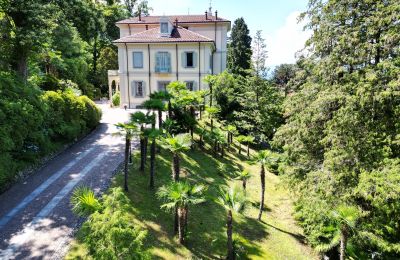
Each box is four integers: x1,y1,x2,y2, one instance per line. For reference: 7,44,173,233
112,12,230,108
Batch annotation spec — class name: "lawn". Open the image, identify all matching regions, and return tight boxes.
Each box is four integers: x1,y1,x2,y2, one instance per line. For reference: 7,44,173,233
66,137,317,259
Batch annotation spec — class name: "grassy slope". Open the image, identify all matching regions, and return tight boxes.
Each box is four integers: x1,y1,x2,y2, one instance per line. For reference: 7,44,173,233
67,140,317,259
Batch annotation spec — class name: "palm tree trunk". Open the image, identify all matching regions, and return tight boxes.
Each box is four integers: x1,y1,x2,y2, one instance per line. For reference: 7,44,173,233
227,209,234,260
149,139,156,188
247,143,250,157
129,138,133,164
211,119,214,131
243,179,247,191
340,230,347,260
124,137,130,191
221,146,225,158
144,137,148,166
140,126,145,171
258,165,265,221
173,153,180,181
178,207,185,244
168,100,172,118
158,109,163,129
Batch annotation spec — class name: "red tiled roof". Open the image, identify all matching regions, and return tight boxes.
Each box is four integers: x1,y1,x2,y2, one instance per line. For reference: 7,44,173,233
116,14,230,24
113,26,214,44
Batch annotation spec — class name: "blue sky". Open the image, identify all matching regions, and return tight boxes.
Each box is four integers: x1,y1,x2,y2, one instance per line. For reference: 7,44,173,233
150,0,311,66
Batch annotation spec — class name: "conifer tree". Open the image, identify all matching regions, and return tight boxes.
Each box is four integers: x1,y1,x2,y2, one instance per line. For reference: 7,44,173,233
227,18,252,76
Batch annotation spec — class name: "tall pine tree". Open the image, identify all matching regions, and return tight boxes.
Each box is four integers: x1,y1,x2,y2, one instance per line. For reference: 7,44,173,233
227,18,252,76
274,0,400,257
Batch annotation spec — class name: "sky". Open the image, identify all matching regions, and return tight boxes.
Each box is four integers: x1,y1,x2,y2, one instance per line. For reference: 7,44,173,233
149,0,311,67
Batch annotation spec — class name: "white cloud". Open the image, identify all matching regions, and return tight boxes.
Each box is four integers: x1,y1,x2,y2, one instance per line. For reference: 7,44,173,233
265,11,311,66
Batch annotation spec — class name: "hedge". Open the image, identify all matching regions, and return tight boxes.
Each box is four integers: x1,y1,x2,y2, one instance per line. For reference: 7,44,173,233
0,73,101,192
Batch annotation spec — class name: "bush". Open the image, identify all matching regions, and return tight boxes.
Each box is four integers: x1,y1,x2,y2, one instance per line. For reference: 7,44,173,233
112,91,120,107
0,72,101,192
265,152,282,174
80,188,149,259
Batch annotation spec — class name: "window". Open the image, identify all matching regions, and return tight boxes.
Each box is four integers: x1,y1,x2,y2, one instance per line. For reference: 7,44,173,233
186,52,194,67
132,52,143,68
182,51,196,68
133,81,144,97
155,52,171,73
161,22,168,33
186,81,194,91
158,81,170,92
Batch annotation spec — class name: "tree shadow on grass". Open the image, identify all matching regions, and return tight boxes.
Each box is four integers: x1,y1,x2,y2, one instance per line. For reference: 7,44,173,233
262,221,307,245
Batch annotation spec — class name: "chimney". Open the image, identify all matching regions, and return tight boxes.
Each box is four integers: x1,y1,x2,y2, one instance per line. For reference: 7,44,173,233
175,18,179,27
215,10,218,20
139,12,142,21
205,11,208,20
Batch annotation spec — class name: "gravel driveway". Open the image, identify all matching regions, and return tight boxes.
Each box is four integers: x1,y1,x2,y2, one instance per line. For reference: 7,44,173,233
0,103,137,259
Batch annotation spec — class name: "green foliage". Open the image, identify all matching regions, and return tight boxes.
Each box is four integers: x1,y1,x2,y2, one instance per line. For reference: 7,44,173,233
42,90,101,142
217,185,247,213
0,73,101,192
112,91,120,107
227,18,252,76
274,0,400,257
160,133,192,154
271,64,298,96
157,181,207,211
71,186,102,217
207,72,283,141
80,187,149,259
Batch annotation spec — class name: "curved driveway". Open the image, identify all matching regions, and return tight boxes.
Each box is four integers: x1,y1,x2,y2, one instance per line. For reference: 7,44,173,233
0,103,133,259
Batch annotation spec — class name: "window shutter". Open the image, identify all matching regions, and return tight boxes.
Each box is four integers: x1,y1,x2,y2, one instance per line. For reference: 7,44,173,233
131,83,136,97
142,81,146,97
155,52,161,72
181,52,187,68
193,52,198,68
166,52,171,72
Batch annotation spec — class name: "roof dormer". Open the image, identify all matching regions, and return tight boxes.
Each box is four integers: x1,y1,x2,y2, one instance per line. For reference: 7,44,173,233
159,16,173,37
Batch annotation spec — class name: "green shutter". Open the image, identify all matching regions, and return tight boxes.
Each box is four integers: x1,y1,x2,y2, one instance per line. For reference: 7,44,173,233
155,52,160,72
193,52,198,68
181,52,187,68
166,52,171,72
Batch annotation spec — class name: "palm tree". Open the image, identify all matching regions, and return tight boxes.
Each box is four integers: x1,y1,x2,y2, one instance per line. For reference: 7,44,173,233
131,112,153,172
244,136,255,157
160,133,191,181
316,205,360,260
205,106,220,131
157,181,206,244
70,186,102,217
252,150,270,221
225,124,237,145
235,170,252,191
115,122,137,191
217,185,247,260
236,135,247,155
143,93,166,129
144,128,162,188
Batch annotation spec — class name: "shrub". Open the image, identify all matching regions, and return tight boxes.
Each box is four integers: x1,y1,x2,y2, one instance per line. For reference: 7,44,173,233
265,152,282,174
112,91,120,107
79,188,149,259
0,72,101,192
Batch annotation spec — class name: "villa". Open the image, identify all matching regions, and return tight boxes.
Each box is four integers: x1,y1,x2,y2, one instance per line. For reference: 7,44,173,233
109,9,231,108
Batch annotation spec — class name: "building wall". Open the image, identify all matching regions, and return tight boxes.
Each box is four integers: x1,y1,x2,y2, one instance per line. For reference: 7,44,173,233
117,43,215,108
